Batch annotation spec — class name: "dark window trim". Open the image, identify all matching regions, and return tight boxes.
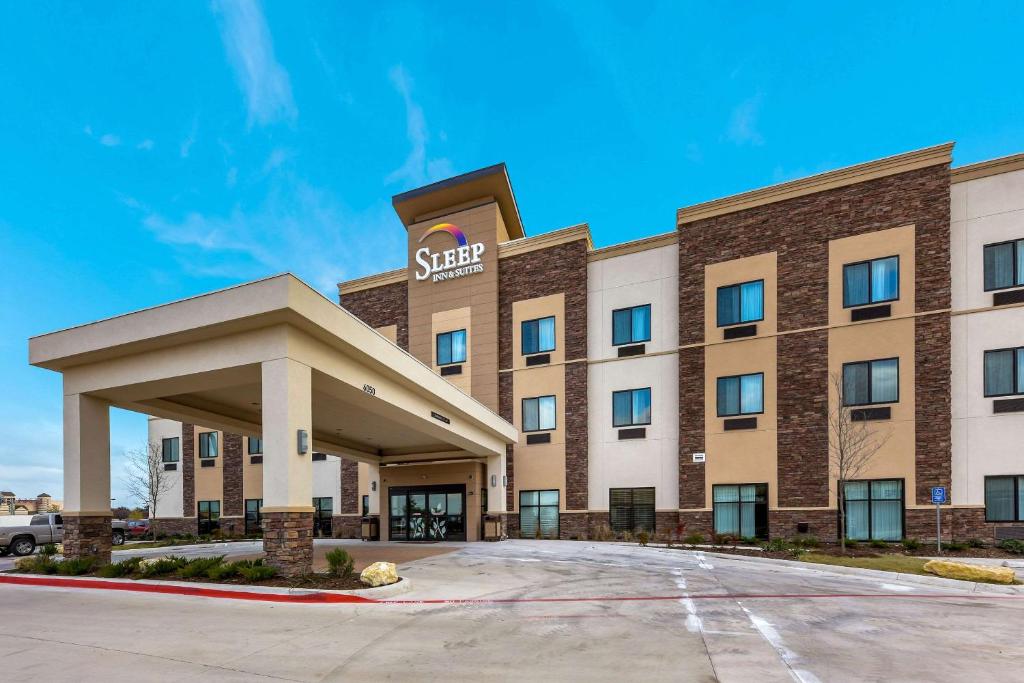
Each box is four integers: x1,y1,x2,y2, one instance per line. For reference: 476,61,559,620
608,487,656,534
435,329,467,367
842,255,901,308
362,495,370,517
716,279,766,328
198,431,218,459
161,437,180,463
842,357,900,407
983,347,1024,398
711,482,769,540
984,475,1024,522
521,316,557,356
519,489,560,539
840,478,906,541
247,436,263,455
612,387,653,428
982,238,1024,292
521,395,557,433
611,304,653,346
715,372,766,417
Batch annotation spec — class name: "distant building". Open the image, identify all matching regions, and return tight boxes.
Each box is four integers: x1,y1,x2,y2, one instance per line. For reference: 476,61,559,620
0,491,62,515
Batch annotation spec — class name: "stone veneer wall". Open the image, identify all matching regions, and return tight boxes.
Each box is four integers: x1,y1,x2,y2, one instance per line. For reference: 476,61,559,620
339,458,359,520
339,280,409,351
62,515,113,563
262,511,314,576
222,433,243,518
678,164,952,519
182,423,195,517
678,347,705,508
498,239,589,511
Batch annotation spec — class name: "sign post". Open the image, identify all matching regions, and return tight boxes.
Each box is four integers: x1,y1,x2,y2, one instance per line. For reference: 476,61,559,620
931,486,947,553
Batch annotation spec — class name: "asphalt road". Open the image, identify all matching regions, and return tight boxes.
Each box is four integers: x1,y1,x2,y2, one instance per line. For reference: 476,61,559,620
1,540,1022,682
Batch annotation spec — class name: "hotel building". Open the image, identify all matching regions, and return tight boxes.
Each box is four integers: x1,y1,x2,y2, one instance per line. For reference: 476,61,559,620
145,143,1024,546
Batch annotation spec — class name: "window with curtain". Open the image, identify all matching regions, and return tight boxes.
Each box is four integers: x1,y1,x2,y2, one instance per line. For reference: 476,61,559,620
717,280,764,327
199,431,218,458
983,347,1024,397
519,490,559,539
612,304,652,345
161,437,180,463
983,238,1024,291
843,256,899,307
436,329,467,366
842,479,903,541
609,487,655,533
843,358,899,406
522,395,556,432
247,437,263,455
985,476,1024,522
612,388,652,427
521,316,556,355
244,498,262,535
716,373,764,416
197,500,221,534
712,484,768,539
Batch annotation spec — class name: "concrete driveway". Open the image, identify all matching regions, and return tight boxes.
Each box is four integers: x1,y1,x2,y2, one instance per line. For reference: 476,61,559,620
2,539,1022,682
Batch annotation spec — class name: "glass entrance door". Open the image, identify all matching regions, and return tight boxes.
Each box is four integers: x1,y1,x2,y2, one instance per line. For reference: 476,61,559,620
389,485,466,541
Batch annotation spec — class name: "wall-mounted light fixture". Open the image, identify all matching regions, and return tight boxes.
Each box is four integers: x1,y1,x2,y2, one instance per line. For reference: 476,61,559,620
297,429,309,455
490,474,497,487
502,476,507,487
371,481,377,492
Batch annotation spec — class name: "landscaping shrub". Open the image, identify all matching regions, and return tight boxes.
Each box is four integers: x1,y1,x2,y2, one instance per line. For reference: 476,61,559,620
637,530,650,547
997,539,1024,555
902,538,921,551
41,543,57,556
140,555,187,577
968,538,986,549
56,557,98,576
178,556,225,579
234,559,276,581
844,539,859,550
683,533,704,546
206,562,239,581
870,539,888,549
793,535,820,549
945,541,967,552
787,547,807,558
15,554,57,574
326,548,355,578
96,557,143,578
761,538,788,552
592,524,614,542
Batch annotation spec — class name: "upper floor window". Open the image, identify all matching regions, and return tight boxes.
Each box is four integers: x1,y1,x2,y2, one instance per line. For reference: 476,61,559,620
985,475,1024,522
522,395,556,432
161,437,180,463
199,431,218,458
612,388,651,427
717,280,763,327
612,304,651,345
436,329,467,366
717,372,764,416
984,347,1024,397
984,239,1024,291
843,358,899,406
247,437,263,455
843,256,899,308
522,316,555,355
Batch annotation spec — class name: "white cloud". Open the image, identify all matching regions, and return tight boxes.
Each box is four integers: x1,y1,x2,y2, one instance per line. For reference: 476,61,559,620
727,94,765,146
385,65,451,187
211,0,297,127
136,139,155,151
99,133,121,147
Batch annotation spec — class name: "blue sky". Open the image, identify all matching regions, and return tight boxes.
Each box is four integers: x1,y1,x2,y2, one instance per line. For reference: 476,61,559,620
1,1,1022,506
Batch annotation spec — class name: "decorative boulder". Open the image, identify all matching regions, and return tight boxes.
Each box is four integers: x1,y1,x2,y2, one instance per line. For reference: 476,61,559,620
360,561,399,587
923,559,1016,585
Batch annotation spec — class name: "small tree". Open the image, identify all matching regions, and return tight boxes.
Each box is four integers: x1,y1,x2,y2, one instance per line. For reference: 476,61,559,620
828,372,892,552
123,442,173,539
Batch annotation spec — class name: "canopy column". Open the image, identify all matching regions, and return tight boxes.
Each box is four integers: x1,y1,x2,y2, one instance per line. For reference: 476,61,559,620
62,390,112,564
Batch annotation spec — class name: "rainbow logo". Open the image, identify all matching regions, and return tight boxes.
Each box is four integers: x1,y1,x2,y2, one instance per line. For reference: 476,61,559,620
418,222,468,247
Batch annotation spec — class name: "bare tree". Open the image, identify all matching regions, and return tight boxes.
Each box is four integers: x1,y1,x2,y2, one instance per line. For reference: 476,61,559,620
828,372,892,552
123,442,173,539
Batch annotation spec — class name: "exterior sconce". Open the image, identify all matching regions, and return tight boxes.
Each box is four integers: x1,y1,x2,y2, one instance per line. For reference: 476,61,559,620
491,474,497,487
502,475,507,487
297,429,309,455
371,481,377,492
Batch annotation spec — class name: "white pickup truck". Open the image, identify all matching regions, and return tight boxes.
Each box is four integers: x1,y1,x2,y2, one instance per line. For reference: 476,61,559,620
0,513,128,556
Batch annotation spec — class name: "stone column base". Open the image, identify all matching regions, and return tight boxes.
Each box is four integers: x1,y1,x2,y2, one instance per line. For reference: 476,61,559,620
217,516,245,538
262,511,314,576
332,514,361,539
63,515,113,565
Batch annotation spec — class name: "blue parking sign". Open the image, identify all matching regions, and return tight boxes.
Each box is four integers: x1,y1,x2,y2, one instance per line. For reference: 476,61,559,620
931,486,947,504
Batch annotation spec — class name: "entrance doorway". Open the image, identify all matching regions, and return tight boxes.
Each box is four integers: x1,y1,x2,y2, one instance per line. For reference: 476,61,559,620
313,497,333,537
389,485,466,541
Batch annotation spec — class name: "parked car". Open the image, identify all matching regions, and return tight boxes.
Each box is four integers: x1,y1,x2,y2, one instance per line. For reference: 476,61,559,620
0,513,128,556
127,519,150,537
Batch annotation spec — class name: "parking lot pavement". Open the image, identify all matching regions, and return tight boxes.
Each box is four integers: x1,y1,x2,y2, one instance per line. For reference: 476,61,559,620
2,540,1023,682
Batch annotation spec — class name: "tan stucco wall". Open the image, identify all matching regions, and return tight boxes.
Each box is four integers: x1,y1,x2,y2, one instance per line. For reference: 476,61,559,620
242,435,262,501
511,294,566,368
828,224,916,324
704,252,778,343
378,461,484,541
375,325,397,343
511,362,567,512
431,306,472,394
193,426,223,508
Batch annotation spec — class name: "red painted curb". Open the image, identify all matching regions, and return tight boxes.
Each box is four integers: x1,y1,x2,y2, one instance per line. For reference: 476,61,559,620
0,574,375,604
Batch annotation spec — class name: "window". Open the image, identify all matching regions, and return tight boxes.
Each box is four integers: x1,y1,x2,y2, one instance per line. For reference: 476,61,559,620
716,373,764,417
436,329,467,366
362,495,370,517
984,348,1024,397
29,515,48,526
612,388,651,427
717,280,764,327
843,479,903,541
522,395,556,432
313,497,333,537
244,498,262,535
519,490,559,539
843,256,899,307
161,437,180,463
984,239,1024,291
609,487,655,533
247,437,263,455
713,484,768,539
612,304,652,345
985,476,1024,522
843,358,899,406
521,316,556,355
197,500,220,534
199,431,218,458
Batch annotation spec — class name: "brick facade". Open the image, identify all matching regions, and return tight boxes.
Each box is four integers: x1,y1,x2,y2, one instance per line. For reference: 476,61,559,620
776,329,830,507
181,423,195,517
678,346,705,509
152,517,197,538
332,514,361,539
222,432,243,518
62,515,113,564
262,511,314,576
339,458,359,515
339,280,409,350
